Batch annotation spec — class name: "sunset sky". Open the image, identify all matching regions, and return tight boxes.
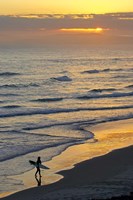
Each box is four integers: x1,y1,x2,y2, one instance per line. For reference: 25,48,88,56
0,0,133,14
0,0,133,46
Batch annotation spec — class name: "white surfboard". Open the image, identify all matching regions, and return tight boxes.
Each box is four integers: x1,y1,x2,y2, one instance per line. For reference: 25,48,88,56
29,160,49,169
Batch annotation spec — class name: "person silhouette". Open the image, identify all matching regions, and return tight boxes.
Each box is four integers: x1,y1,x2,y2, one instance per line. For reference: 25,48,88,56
35,156,42,177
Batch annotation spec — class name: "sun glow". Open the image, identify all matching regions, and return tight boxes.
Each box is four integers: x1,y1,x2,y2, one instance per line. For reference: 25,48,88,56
60,28,106,34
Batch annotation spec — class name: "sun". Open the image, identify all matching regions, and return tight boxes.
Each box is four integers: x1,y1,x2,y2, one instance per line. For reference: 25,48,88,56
60,27,107,34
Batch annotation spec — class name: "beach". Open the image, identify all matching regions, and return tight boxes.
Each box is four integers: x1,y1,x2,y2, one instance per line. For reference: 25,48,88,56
0,1,133,198
1,119,133,200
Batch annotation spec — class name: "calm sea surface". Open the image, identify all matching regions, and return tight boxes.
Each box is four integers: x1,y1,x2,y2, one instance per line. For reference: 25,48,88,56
0,46,133,193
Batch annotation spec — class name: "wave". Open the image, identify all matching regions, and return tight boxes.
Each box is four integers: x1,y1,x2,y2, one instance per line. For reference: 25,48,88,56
81,68,123,74
113,75,131,79
45,57,133,63
82,69,99,74
0,83,40,89
89,88,116,93
0,138,86,162
0,93,20,96
77,91,133,100
102,68,110,72
94,113,133,126
32,97,63,102
1,113,133,164
0,100,5,104
1,105,21,109
0,72,21,77
22,112,133,133
125,84,133,89
51,76,72,82
0,127,94,162
0,104,133,119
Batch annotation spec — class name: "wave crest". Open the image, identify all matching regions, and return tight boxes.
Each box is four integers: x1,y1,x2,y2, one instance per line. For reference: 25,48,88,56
77,91,133,100
51,76,72,82
0,72,21,77
32,97,63,102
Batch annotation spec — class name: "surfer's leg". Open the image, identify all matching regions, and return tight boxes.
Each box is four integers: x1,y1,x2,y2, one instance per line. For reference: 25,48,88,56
39,168,41,177
35,167,39,176
35,170,37,176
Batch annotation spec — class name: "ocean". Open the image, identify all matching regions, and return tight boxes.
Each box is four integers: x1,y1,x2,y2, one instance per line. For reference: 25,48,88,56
0,45,133,194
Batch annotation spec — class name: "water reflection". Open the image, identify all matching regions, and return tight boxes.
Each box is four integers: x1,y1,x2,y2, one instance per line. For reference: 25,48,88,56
35,175,41,186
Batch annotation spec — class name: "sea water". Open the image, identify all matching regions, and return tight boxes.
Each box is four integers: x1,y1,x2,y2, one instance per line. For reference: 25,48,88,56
0,45,133,193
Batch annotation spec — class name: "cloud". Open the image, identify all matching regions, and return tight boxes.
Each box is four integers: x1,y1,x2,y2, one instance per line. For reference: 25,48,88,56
0,13,133,46
0,13,133,31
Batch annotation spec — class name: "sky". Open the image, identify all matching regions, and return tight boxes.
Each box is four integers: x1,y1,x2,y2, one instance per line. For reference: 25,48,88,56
0,0,133,14
0,1,133,47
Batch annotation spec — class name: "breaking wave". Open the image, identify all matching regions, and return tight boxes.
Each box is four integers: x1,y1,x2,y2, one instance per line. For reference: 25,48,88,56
0,72,21,77
77,91,133,100
0,83,40,89
89,88,116,93
0,104,132,119
32,97,63,102
81,68,123,74
51,76,72,82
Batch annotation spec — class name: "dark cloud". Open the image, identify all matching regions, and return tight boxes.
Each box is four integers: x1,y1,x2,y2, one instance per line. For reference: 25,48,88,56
0,13,132,46
0,13,133,31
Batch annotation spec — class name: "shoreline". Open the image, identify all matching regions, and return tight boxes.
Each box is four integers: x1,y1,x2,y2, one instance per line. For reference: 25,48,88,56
1,118,133,199
1,145,133,200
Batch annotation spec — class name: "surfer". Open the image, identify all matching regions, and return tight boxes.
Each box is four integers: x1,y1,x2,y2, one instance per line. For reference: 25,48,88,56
35,156,42,177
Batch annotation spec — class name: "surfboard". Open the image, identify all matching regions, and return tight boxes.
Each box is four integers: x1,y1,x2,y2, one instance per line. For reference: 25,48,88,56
29,160,49,169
